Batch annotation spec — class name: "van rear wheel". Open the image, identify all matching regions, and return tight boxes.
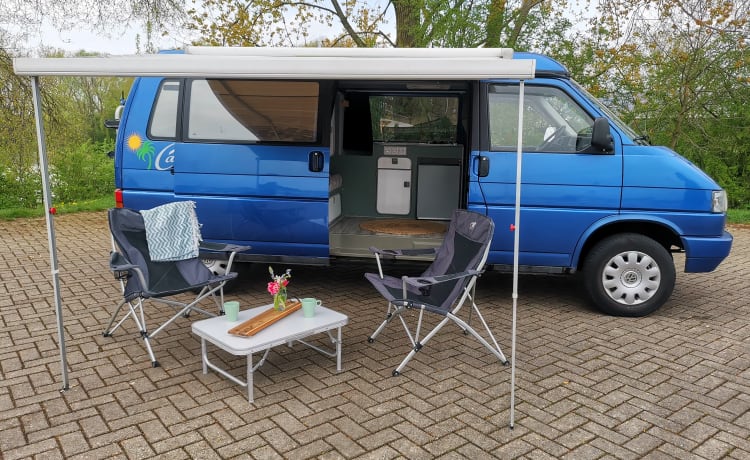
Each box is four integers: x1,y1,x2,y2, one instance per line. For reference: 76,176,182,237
202,258,228,276
582,233,675,317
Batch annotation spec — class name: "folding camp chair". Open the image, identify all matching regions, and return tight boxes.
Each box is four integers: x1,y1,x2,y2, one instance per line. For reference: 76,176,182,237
365,209,508,376
103,206,249,367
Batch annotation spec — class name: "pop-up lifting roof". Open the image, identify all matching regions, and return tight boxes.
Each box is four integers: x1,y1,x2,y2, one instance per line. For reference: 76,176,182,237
14,47,534,79
13,47,529,429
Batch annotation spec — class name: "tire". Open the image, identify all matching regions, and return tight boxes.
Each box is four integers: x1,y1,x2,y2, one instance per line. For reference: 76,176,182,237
582,233,675,317
201,258,246,294
202,258,228,276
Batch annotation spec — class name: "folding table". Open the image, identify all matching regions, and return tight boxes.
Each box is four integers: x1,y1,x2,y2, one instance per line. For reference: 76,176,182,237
192,304,348,403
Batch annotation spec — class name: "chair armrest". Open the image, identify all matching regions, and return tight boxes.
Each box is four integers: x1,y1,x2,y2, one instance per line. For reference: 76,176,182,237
109,251,149,287
109,251,136,272
198,242,251,275
199,242,251,254
369,246,437,258
402,269,483,288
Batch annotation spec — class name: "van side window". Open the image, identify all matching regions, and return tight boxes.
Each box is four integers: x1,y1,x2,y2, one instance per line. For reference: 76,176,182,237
149,80,180,139
489,85,594,153
187,80,319,143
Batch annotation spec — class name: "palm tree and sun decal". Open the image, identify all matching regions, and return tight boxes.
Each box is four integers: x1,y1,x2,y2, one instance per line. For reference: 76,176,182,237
127,133,156,169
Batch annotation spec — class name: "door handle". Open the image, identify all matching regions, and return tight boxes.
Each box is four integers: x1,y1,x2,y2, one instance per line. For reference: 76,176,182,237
477,156,490,177
309,151,324,172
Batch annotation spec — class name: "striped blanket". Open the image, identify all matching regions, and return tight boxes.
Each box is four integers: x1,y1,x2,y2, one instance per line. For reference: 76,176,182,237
141,201,202,262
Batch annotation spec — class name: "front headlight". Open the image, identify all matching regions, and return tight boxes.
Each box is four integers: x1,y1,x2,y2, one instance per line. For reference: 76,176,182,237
711,190,728,213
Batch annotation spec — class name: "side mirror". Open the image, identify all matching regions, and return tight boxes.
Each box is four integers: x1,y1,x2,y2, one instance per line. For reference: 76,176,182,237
591,117,614,153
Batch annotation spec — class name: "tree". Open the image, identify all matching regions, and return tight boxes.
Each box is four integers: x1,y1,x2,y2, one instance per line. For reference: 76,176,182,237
184,0,568,48
591,0,750,207
0,0,188,54
0,42,128,207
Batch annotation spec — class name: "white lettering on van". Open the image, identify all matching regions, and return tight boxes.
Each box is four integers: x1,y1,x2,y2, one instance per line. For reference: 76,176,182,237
155,143,176,171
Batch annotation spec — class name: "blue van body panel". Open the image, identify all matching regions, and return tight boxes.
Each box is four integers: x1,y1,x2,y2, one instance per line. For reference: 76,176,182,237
122,169,173,191
113,52,732,283
120,191,329,258
176,145,327,177
513,52,569,76
622,145,721,191
682,232,733,272
117,74,330,260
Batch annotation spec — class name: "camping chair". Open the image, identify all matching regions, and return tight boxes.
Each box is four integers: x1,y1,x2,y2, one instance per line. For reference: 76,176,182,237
365,209,508,376
103,206,249,367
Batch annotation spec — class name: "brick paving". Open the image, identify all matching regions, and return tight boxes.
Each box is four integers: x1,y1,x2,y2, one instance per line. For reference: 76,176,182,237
1,211,748,459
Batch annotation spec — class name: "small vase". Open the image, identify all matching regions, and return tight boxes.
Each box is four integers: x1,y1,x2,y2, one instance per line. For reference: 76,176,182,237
273,288,287,311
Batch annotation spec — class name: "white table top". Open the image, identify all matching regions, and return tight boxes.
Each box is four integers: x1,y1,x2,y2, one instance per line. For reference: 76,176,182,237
191,304,348,355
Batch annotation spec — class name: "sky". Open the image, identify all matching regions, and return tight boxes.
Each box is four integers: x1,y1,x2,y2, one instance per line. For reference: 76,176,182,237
36,25,185,55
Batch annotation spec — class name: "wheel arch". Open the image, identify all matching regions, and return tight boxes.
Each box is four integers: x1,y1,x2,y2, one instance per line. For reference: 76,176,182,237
573,217,683,271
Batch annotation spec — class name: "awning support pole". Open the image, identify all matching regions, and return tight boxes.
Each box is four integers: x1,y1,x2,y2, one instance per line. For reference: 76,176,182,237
31,76,69,392
510,80,525,429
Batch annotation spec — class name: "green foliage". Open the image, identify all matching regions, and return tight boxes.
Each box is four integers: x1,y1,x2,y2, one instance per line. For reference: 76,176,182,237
0,140,114,209
0,45,127,210
49,140,115,203
0,168,41,208
727,209,750,224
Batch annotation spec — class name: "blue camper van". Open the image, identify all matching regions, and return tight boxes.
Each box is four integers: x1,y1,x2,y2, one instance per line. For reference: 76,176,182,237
106,47,732,316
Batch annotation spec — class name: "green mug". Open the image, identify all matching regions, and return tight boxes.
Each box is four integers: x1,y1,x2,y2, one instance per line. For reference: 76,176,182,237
224,301,240,322
301,298,321,317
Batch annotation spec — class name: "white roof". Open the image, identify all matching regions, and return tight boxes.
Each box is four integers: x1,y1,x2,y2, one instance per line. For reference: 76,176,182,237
14,47,535,80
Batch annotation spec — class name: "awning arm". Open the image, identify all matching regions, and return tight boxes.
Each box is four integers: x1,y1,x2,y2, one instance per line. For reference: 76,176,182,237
31,76,70,392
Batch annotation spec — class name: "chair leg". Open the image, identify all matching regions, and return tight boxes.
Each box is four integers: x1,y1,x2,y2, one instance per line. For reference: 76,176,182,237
141,331,159,367
127,300,160,367
391,307,508,376
392,316,451,376
102,299,129,337
368,302,407,343
449,314,508,365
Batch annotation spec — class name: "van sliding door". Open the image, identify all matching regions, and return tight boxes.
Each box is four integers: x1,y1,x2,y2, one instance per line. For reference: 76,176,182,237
175,79,330,264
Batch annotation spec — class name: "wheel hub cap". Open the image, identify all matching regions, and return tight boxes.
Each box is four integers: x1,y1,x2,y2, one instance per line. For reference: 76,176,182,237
602,251,661,305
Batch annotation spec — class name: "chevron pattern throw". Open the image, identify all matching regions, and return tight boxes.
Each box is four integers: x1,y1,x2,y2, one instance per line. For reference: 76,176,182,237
141,201,202,262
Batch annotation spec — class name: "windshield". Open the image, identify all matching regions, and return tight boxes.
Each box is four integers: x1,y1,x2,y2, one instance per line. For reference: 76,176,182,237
570,80,647,145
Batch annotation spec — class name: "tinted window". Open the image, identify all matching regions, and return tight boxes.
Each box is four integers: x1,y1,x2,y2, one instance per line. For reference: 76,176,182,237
149,80,180,139
489,85,594,153
187,80,319,143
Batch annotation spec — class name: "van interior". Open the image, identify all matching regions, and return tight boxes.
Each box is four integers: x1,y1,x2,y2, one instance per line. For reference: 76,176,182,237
327,81,473,259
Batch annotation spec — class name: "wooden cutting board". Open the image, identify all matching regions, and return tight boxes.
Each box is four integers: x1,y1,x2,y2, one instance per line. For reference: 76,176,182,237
228,301,302,337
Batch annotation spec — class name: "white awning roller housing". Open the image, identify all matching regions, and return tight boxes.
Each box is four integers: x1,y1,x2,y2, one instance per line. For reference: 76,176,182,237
13,47,535,80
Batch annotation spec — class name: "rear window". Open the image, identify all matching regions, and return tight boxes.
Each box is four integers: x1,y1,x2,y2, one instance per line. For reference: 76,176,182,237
187,80,319,143
370,95,459,144
149,80,180,139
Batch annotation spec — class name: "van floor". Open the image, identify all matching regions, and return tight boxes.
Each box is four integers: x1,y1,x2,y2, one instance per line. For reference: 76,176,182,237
329,216,446,259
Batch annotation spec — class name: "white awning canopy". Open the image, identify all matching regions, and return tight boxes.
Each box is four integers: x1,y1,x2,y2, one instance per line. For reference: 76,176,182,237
14,47,535,80
14,48,532,429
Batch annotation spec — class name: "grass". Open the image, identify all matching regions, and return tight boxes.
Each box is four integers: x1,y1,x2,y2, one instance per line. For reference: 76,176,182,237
2,197,749,224
0,196,115,220
727,208,750,225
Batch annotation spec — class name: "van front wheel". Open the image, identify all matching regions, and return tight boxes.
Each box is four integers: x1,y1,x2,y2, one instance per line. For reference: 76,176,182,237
582,234,675,317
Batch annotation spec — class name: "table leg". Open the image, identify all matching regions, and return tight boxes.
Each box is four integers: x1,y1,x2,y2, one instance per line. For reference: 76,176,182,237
201,339,208,374
247,352,254,403
336,326,342,372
